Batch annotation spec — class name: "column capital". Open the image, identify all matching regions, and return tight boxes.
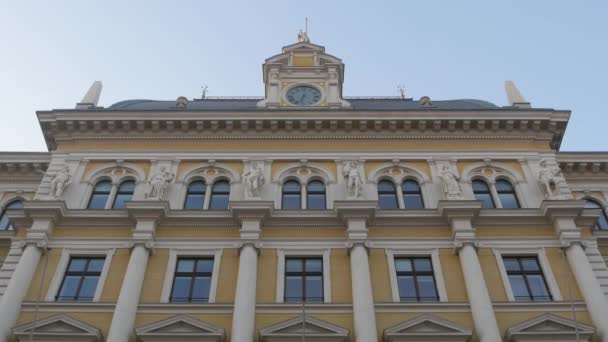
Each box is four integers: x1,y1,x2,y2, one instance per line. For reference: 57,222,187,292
560,239,587,250
16,238,49,253
236,241,262,255
345,240,372,255
453,239,479,254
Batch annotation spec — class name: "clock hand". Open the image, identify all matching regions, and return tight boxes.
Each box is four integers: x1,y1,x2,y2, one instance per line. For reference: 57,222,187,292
299,93,305,102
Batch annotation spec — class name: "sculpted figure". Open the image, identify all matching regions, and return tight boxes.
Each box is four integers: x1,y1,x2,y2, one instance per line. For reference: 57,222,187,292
297,30,310,43
439,165,463,200
44,165,72,198
537,160,567,199
243,162,264,198
343,161,362,198
145,166,174,200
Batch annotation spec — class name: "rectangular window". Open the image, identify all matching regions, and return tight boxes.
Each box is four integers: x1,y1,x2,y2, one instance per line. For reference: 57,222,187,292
170,257,214,303
56,257,105,302
503,256,551,301
394,257,439,302
284,257,323,303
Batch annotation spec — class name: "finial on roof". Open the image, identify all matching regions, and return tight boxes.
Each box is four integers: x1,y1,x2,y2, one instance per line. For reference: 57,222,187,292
397,84,406,99
201,85,208,99
505,80,531,108
297,17,310,43
75,81,102,109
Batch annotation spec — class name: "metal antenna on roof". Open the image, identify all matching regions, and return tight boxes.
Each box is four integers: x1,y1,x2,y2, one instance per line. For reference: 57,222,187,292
201,85,208,99
305,17,308,34
397,84,406,99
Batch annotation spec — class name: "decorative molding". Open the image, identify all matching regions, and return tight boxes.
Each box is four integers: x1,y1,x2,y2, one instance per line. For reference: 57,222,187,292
135,314,225,342
383,314,472,342
12,314,103,341
259,314,349,341
505,313,594,341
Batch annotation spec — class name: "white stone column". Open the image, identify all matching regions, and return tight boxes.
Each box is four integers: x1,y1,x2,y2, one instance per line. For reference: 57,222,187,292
231,243,258,342
106,242,151,342
349,242,378,342
0,243,43,340
457,243,502,342
565,242,608,341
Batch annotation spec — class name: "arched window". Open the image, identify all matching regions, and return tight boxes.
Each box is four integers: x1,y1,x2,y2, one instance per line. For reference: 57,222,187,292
112,180,135,209
472,180,495,209
87,180,112,209
306,181,326,210
282,180,301,209
585,199,608,230
402,180,424,209
0,200,23,231
378,180,399,209
184,181,207,209
495,179,520,209
209,180,230,210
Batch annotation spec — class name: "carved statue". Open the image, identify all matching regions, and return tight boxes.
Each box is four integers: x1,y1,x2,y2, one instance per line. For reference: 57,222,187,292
145,166,174,200
297,30,310,43
537,160,570,200
44,165,72,198
242,162,265,198
343,161,362,198
439,165,464,200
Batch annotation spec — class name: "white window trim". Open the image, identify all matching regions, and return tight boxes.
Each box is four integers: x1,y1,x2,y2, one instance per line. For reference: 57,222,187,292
493,247,562,302
276,248,331,304
46,248,115,302
160,248,223,303
385,248,448,303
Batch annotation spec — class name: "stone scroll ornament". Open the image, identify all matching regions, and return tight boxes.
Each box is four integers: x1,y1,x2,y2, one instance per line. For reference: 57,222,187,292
242,162,265,199
537,160,572,200
145,166,174,200
439,164,464,200
343,161,363,198
43,165,72,199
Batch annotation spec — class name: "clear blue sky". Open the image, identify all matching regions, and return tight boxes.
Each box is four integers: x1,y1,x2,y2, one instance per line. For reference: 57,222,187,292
1,1,606,151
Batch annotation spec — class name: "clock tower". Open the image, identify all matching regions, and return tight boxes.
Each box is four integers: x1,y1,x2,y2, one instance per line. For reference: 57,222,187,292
256,33,351,109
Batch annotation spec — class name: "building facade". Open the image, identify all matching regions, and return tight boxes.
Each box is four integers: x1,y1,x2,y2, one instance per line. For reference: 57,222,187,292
1,35,608,341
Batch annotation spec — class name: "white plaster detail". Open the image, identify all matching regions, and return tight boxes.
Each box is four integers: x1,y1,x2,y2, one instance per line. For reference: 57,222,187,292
275,248,332,303
505,313,594,341
135,314,225,342
259,314,349,341
383,313,472,342
12,314,103,341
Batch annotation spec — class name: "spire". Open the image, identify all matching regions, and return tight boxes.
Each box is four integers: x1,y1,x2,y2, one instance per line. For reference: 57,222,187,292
76,81,102,109
504,80,531,108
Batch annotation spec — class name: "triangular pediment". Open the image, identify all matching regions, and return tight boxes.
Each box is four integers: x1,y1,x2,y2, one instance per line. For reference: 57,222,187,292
506,314,594,341
383,314,472,342
12,314,102,341
260,315,349,341
136,315,225,342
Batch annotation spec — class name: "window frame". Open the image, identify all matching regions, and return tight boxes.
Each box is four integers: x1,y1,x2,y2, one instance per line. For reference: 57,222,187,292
584,198,608,231
183,180,208,210
276,248,331,303
111,180,136,209
169,257,215,303
377,179,400,210
306,180,327,210
85,178,138,210
208,180,231,210
46,248,114,302
281,180,303,209
493,248,562,302
400,179,425,209
385,249,448,302
160,248,222,303
0,199,24,231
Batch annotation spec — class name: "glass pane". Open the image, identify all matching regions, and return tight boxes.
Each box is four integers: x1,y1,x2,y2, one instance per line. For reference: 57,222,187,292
472,180,490,192
520,258,540,271
212,181,230,193
307,194,326,210
78,276,99,301
192,276,211,302
118,181,135,192
307,181,324,193
68,259,87,272
112,194,132,209
404,194,424,209
395,258,412,272
474,193,495,209
171,276,192,302
196,259,214,273
209,194,229,210
397,275,417,300
402,180,420,193
598,212,608,230
286,259,303,272
305,259,322,272
508,275,530,300
177,259,195,273
94,181,112,193
188,181,206,193
378,180,396,192
58,276,81,300
88,194,109,209
283,181,301,193
527,275,551,300
285,276,302,302
0,212,9,230
87,259,105,273
417,275,438,301
495,180,514,192
585,200,601,209
184,194,205,209
282,195,301,209
305,276,323,302
498,193,519,209
7,201,23,209
414,258,432,272
379,194,399,209
503,258,521,271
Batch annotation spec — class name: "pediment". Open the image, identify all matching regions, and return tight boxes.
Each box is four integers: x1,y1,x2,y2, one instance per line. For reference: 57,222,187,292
260,315,349,341
12,314,102,341
136,315,225,342
383,314,472,342
506,314,594,341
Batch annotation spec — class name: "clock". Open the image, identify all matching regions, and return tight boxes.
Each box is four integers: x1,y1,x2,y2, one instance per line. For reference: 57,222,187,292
286,86,322,105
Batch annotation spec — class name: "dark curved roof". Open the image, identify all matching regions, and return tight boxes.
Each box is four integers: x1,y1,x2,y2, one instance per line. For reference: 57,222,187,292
106,98,500,111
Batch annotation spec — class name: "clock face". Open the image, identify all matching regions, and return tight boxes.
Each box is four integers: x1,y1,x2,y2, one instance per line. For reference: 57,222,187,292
286,86,322,105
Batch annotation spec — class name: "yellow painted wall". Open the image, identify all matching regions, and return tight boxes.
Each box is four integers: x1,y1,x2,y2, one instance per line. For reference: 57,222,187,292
457,160,525,178
475,226,555,238
52,227,132,238
477,247,508,301
25,248,62,301
155,227,240,239
369,248,392,302
140,248,169,303
257,248,277,304
439,248,469,301
368,227,451,238
216,248,239,303
15,312,114,342
331,248,353,304
262,227,345,239
271,160,337,180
